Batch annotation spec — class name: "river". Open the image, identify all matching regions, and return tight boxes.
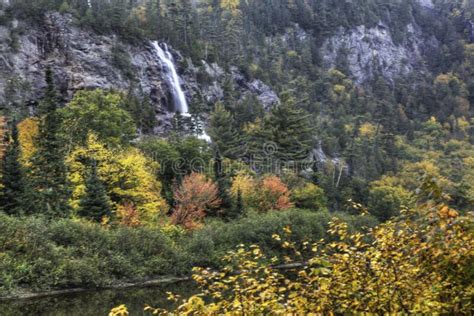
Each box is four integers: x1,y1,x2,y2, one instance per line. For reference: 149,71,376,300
0,281,196,316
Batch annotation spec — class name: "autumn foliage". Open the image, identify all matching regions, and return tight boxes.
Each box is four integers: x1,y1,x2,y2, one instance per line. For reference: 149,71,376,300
148,200,473,315
116,203,141,228
230,172,257,208
171,173,221,229
66,134,167,224
16,117,39,165
258,175,293,211
230,173,293,212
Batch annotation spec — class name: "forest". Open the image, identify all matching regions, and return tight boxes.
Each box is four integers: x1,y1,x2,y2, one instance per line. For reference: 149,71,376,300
0,0,472,314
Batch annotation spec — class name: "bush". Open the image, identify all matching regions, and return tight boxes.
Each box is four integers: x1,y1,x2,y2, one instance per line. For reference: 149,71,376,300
152,203,473,315
291,183,328,211
0,209,378,295
0,214,184,295
186,209,378,268
257,175,293,211
368,181,413,221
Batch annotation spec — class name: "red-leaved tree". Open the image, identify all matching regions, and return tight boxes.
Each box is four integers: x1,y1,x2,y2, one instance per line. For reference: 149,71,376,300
258,175,293,211
171,173,221,229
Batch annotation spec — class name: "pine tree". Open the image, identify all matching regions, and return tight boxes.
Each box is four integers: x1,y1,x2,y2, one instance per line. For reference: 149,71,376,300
0,124,26,215
123,89,157,135
234,94,264,129
189,97,206,137
222,6,244,65
245,116,274,173
208,103,242,159
190,112,204,137
212,149,232,217
177,0,195,49
28,68,71,218
230,187,244,219
77,162,111,222
171,111,185,136
198,0,222,61
110,0,127,35
269,91,314,169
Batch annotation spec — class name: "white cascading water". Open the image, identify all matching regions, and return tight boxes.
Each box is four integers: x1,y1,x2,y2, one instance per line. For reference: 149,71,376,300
151,41,189,114
151,41,211,142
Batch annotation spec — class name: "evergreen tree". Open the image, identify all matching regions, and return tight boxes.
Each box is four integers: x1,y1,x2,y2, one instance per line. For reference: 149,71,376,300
189,98,206,137
221,6,244,65
222,76,237,106
123,88,150,132
269,92,314,169
234,94,264,128
28,68,71,217
171,111,185,136
245,116,274,173
229,187,244,219
212,149,232,217
168,111,187,145
0,124,26,215
208,103,242,159
190,112,204,137
59,1,71,13
177,0,195,49
77,162,112,222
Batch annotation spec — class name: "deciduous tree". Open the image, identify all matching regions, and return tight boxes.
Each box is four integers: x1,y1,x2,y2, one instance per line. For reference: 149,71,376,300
291,183,327,211
16,117,39,165
67,134,167,223
59,89,136,148
171,172,221,229
230,171,257,208
258,175,293,211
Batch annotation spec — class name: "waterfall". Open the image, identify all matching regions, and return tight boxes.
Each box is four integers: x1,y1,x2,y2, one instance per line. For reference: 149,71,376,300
151,41,189,114
151,41,211,142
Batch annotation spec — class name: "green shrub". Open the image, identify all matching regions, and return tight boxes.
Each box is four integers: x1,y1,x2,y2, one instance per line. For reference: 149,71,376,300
368,183,413,221
0,210,378,295
0,214,184,295
186,209,378,268
291,183,328,211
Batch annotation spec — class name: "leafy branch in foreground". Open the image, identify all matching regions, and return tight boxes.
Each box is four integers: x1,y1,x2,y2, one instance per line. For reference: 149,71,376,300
144,199,473,314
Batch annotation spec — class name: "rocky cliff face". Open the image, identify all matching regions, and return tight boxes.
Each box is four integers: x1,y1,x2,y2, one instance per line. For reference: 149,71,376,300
0,1,449,132
0,11,278,132
0,13,168,107
417,0,433,9
321,1,439,84
321,22,438,84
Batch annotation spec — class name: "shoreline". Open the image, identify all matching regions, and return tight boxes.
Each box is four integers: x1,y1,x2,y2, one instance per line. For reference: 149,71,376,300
0,276,191,302
0,262,306,302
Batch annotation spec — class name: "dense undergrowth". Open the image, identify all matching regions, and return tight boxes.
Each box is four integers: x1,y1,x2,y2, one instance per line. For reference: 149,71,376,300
0,209,377,296
143,200,474,314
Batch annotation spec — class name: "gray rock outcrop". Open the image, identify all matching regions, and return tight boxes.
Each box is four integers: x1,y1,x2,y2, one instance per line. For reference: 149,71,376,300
321,21,438,84
0,11,279,132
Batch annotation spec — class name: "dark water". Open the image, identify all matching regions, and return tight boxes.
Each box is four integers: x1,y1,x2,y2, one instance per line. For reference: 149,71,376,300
0,282,197,316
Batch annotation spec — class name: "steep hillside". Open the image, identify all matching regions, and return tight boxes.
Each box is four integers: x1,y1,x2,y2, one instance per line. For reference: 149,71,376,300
0,0,470,127
0,0,472,208
0,5,278,132
0,1,473,306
